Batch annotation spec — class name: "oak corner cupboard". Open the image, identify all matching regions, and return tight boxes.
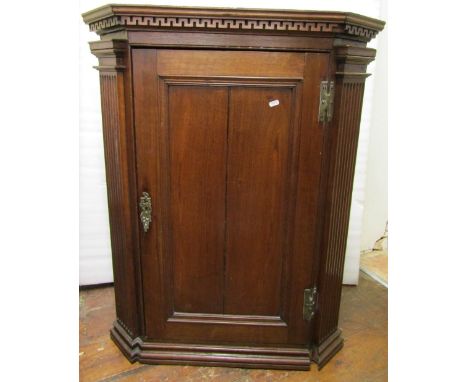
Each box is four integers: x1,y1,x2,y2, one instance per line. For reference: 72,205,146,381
82,4,385,370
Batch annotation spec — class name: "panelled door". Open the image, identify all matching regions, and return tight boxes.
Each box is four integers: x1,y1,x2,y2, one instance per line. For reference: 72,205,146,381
133,49,329,346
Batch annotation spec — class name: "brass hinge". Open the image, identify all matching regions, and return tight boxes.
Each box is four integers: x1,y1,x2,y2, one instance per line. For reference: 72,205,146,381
303,286,318,322
318,81,335,123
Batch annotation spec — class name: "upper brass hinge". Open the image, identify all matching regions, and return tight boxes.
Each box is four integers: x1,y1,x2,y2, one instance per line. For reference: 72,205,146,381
303,286,318,322
318,81,335,123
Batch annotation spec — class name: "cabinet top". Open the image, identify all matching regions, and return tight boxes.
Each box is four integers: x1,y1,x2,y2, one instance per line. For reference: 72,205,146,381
82,4,385,42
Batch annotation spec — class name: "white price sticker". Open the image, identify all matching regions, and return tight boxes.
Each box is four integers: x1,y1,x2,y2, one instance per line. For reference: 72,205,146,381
268,99,280,107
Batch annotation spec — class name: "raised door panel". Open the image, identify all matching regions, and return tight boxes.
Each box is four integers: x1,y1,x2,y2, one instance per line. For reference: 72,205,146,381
169,86,228,314
225,87,294,317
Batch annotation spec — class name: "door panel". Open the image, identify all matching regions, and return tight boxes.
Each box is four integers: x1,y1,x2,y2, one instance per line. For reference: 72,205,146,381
225,87,293,317
133,48,329,345
168,86,228,314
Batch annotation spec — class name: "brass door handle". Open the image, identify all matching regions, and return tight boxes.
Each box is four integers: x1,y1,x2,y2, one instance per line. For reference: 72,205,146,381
139,191,152,233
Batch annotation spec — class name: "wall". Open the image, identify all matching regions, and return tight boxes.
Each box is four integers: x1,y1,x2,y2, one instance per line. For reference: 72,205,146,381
79,0,387,285
80,0,113,285
343,0,388,283
360,0,388,252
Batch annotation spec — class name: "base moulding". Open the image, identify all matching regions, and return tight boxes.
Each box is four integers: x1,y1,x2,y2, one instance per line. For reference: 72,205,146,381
110,320,344,370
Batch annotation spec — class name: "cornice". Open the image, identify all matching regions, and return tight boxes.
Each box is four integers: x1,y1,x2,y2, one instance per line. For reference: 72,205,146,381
89,39,127,71
82,4,385,42
333,45,377,80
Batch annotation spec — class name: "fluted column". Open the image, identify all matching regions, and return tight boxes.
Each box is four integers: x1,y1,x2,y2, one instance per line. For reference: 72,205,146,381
89,39,142,340
312,45,377,368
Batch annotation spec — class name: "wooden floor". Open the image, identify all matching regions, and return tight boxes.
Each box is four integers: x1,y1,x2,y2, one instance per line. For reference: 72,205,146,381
79,272,387,381
361,250,388,286
360,231,388,287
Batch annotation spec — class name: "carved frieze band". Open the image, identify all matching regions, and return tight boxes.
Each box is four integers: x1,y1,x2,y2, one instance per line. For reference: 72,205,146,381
89,16,120,31
89,14,382,36
345,24,378,39
89,15,340,33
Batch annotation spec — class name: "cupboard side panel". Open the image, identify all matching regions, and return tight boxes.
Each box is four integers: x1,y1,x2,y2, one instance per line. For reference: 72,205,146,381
91,40,142,338
316,80,365,342
313,47,377,354
99,71,139,336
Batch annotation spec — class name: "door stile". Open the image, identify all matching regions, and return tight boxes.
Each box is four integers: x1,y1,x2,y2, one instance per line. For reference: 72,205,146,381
279,81,304,327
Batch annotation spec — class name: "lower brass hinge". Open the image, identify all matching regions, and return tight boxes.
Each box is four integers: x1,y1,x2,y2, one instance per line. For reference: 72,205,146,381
318,81,335,123
303,286,318,321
